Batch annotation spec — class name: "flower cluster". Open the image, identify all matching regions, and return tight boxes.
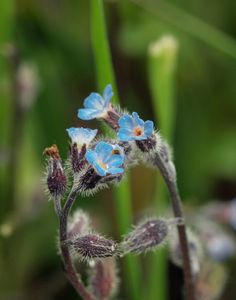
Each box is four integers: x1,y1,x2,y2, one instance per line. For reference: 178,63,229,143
44,83,159,195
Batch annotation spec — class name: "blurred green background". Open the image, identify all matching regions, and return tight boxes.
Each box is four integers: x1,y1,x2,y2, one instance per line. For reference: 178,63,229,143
0,0,236,299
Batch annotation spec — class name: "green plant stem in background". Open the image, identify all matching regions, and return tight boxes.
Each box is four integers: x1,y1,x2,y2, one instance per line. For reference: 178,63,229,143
90,1,141,300
147,36,179,300
131,0,236,60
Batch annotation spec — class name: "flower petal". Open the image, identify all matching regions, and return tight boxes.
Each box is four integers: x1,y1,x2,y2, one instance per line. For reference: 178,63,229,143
78,108,101,120
93,161,107,176
132,112,144,127
84,93,104,109
107,154,124,167
117,128,134,141
103,84,113,105
95,141,113,161
85,149,98,165
118,114,134,130
108,167,124,174
144,120,154,137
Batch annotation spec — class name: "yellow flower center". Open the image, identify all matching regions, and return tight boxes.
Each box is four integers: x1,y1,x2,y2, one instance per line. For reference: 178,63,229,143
134,126,143,136
99,161,107,169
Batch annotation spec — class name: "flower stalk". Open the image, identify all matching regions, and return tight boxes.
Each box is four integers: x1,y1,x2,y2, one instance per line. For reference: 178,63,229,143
59,189,96,300
153,151,195,300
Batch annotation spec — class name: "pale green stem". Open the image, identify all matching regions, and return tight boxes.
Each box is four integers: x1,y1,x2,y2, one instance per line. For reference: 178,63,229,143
90,1,141,299
147,35,178,300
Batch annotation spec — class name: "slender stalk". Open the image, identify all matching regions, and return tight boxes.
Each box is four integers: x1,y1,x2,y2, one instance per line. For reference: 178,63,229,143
147,35,178,300
153,152,195,300
59,189,96,300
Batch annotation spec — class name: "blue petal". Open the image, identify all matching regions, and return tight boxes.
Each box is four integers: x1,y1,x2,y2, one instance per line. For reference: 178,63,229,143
85,149,98,165
84,93,104,109
108,167,124,174
118,115,134,130
117,128,133,141
107,154,124,167
103,84,113,105
132,112,144,127
93,161,107,176
144,120,154,137
66,127,77,140
95,141,113,161
134,135,147,141
78,108,101,120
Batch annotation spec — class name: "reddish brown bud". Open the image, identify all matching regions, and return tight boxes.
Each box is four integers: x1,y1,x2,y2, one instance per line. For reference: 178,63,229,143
44,144,67,197
67,233,117,260
89,258,118,300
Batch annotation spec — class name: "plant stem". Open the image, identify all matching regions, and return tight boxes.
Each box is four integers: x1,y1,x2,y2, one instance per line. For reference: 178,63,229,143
153,152,195,300
59,189,96,300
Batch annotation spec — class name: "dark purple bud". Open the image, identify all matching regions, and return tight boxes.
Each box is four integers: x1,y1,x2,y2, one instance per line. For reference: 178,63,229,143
135,135,157,153
70,143,87,173
103,105,121,131
121,218,168,254
67,233,117,260
78,167,123,195
89,258,118,300
44,144,67,197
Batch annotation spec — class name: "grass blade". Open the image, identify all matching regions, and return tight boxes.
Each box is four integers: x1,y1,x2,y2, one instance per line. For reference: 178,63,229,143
90,1,141,299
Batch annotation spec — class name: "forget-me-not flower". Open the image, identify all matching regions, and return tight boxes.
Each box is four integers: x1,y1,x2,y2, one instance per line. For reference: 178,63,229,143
85,141,124,176
117,112,154,141
67,127,97,148
78,84,113,120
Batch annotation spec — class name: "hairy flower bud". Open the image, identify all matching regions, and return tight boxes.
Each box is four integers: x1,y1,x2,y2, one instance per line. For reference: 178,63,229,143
70,143,87,173
68,209,91,239
67,233,118,261
103,105,121,130
169,228,203,275
89,258,119,300
44,144,67,197
121,218,169,254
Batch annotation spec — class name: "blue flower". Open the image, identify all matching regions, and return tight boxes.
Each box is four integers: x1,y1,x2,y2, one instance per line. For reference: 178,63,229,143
78,84,113,120
117,112,154,141
85,141,124,176
67,127,97,148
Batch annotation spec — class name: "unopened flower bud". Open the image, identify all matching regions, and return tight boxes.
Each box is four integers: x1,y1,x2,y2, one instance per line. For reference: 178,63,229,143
67,233,118,261
68,209,91,239
89,258,119,300
169,228,203,275
44,144,67,197
103,105,121,130
70,143,87,173
121,218,169,254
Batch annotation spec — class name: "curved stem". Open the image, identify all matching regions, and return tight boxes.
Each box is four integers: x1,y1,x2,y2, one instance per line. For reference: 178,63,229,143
153,152,195,300
59,189,96,300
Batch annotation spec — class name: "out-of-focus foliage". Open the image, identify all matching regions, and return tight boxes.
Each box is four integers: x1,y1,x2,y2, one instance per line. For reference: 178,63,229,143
0,0,236,299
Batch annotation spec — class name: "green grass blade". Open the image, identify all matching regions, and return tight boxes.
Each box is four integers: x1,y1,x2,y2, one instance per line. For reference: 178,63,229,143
90,1,141,299
147,35,179,300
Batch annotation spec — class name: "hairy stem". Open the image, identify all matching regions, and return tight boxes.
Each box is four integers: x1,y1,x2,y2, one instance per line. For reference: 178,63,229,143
153,152,195,300
59,189,96,300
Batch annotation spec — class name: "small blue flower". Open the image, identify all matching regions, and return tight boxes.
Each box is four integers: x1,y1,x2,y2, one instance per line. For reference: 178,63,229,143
67,127,97,148
85,141,124,176
117,112,154,141
78,84,113,120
